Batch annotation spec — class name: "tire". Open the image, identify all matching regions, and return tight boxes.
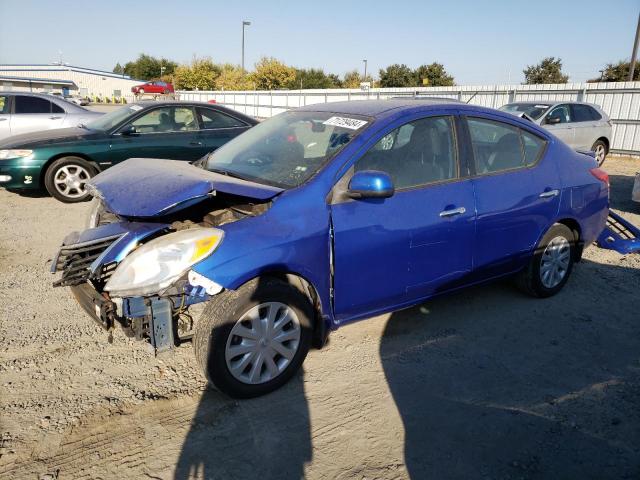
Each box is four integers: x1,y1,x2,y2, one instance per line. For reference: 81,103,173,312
592,139,608,166
516,223,576,298
44,156,96,203
194,277,313,398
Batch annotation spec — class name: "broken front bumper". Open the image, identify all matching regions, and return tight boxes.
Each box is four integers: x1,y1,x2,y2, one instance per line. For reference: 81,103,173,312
596,211,640,254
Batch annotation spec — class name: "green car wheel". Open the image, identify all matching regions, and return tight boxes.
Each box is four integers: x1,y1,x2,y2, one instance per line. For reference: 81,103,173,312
44,157,96,203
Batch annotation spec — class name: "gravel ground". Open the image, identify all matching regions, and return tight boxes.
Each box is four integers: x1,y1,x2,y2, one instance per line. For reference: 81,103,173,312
0,156,639,480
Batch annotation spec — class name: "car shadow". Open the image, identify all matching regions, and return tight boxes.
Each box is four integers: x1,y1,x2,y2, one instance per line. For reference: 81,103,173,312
6,188,50,199
609,173,639,214
380,260,640,479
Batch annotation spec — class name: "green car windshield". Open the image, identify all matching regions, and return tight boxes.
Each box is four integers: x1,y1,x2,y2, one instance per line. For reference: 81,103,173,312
85,105,144,131
205,111,369,188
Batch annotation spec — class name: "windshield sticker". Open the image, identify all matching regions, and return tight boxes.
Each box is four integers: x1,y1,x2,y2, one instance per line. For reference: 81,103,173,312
322,116,368,130
129,105,143,111
535,105,549,109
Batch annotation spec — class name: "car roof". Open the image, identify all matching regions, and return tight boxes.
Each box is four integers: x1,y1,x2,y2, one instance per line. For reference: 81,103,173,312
296,98,465,117
131,101,258,124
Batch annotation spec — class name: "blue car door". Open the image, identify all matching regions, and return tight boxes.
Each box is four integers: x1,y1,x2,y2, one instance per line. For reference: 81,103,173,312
329,114,476,322
463,114,560,277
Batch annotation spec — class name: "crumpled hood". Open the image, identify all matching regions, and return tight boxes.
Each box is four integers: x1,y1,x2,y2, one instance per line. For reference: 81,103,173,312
89,157,284,218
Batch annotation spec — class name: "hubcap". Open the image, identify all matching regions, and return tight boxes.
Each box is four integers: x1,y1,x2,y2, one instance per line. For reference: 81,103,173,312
225,302,301,385
540,236,571,288
53,164,91,198
595,144,606,165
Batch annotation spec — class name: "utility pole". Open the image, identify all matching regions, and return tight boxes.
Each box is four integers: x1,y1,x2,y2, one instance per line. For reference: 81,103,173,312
363,59,368,80
242,20,251,71
630,11,640,81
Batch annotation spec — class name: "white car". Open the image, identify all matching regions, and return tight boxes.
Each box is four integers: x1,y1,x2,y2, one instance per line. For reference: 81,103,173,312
0,92,101,140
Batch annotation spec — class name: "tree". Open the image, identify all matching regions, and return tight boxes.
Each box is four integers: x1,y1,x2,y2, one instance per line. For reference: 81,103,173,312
173,57,220,90
342,70,373,88
378,64,416,87
287,68,340,89
414,62,454,86
523,57,569,84
216,63,252,90
112,62,124,75
122,54,178,80
250,57,296,90
590,60,640,82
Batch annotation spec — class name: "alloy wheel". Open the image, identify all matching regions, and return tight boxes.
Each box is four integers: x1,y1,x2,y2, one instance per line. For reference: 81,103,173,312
53,164,91,199
595,144,606,165
225,302,301,385
539,236,571,288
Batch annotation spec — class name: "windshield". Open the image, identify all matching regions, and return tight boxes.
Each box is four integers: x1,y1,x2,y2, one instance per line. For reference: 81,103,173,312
205,111,369,188
499,103,550,120
85,104,144,131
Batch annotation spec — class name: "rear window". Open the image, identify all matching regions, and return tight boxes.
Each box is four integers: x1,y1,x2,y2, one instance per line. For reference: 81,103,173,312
14,96,52,114
197,107,246,129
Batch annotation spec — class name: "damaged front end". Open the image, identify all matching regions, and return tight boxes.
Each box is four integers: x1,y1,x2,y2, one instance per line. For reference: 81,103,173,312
51,171,278,354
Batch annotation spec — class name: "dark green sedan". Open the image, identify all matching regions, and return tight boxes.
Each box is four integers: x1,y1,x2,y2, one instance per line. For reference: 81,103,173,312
0,101,257,202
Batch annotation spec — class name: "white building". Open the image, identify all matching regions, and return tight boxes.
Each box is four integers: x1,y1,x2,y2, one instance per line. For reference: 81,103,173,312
0,64,143,99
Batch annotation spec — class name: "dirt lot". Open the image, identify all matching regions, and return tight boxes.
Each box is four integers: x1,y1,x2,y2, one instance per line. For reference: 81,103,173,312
0,157,639,480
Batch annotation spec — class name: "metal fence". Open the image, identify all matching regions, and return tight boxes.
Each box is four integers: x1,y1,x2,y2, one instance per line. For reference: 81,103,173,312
178,82,640,156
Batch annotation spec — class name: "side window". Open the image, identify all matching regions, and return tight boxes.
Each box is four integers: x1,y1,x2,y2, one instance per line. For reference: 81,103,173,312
14,96,52,114
51,102,65,114
467,117,524,173
571,104,595,122
521,131,546,166
197,107,246,129
354,116,458,189
0,96,8,114
546,105,572,124
130,106,198,133
588,106,602,121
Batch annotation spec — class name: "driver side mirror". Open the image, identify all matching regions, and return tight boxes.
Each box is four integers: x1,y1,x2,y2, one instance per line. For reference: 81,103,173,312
120,124,138,136
545,116,561,125
347,170,395,199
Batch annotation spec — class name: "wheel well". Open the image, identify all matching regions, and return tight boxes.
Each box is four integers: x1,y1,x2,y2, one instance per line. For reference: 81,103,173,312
257,272,328,349
596,137,609,151
40,153,100,188
557,218,583,261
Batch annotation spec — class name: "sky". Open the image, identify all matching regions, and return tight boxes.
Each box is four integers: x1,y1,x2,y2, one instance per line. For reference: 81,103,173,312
1,0,638,85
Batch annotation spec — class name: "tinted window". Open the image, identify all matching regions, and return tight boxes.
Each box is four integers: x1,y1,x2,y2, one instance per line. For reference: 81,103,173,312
355,116,458,189
589,107,602,120
521,131,546,166
571,104,596,122
198,108,245,129
499,103,550,120
51,102,64,114
546,105,572,124
467,118,524,173
0,96,8,114
130,106,198,133
14,96,52,114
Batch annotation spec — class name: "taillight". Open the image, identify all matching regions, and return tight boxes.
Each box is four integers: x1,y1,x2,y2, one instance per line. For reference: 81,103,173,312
590,167,609,186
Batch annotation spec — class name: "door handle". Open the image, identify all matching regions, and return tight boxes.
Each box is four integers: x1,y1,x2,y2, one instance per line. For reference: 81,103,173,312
189,141,203,146
0,118,6,122
49,116,61,120
439,206,466,218
539,189,559,198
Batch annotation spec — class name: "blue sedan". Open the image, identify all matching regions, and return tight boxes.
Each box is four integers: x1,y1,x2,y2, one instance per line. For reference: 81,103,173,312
52,99,609,398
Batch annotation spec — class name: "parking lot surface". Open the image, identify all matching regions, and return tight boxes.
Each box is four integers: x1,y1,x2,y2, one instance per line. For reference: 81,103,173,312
0,157,639,479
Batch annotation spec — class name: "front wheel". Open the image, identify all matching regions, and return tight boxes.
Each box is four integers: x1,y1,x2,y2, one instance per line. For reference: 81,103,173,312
516,223,575,298
193,277,313,398
592,139,608,166
44,157,95,203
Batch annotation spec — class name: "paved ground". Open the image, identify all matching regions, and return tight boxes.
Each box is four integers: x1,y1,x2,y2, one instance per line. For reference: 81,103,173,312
0,157,639,480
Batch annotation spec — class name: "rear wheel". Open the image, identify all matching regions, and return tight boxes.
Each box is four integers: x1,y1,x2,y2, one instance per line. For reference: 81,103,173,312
194,277,313,398
516,223,575,298
44,156,95,203
592,139,608,166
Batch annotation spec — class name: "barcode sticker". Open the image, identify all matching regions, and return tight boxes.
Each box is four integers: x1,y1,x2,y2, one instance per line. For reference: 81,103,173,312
322,116,368,130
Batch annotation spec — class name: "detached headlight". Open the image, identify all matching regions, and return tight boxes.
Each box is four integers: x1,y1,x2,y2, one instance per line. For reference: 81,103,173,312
105,228,224,297
0,149,33,160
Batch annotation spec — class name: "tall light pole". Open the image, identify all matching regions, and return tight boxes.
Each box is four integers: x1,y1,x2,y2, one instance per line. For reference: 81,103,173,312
363,59,368,80
242,20,251,72
629,11,640,81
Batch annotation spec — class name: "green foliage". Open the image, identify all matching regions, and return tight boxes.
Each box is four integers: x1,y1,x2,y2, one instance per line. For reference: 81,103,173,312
523,57,569,85
590,60,640,82
250,57,296,90
287,68,341,89
414,62,454,86
378,64,416,87
112,62,124,75
122,54,177,80
173,58,221,91
216,63,253,90
342,70,373,88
